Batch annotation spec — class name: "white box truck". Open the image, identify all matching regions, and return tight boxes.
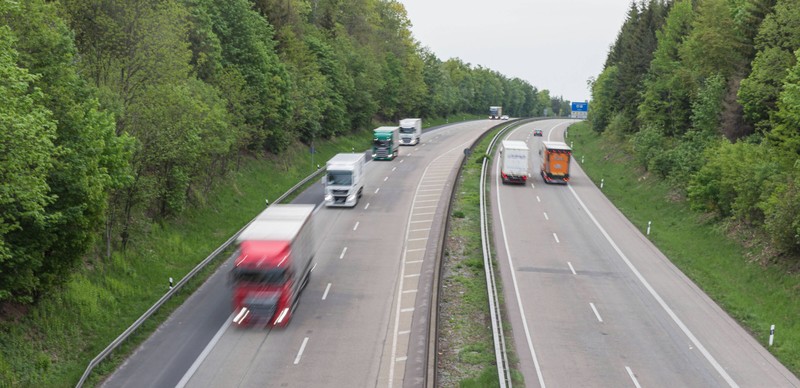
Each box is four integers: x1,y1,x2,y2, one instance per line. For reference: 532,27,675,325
399,118,422,146
323,153,366,207
499,140,530,184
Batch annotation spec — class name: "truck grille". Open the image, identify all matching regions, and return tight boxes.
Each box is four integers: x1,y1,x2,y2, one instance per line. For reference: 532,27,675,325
376,149,389,158
245,294,278,324
332,189,349,195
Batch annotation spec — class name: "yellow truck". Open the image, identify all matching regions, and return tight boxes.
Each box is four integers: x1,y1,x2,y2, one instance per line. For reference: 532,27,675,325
539,141,572,184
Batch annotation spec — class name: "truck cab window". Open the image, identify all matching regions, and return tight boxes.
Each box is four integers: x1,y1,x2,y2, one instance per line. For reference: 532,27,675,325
327,171,352,185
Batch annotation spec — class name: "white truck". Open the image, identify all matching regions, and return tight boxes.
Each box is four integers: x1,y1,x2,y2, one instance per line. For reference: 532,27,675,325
323,153,366,207
399,118,422,146
499,140,530,184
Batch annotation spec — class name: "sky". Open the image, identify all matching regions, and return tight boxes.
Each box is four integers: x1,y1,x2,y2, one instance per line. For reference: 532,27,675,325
400,0,634,103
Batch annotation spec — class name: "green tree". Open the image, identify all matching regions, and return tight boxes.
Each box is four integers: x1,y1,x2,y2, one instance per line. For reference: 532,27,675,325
1,0,131,299
0,17,57,301
206,0,292,152
638,0,695,137
589,65,618,131
738,0,800,133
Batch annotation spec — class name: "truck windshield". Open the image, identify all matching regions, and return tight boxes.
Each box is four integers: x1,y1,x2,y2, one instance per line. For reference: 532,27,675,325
231,268,288,286
327,171,352,185
399,127,414,134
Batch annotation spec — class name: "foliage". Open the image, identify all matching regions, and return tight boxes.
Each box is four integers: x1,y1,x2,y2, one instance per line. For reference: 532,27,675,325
591,0,800,257
638,0,695,137
0,0,130,302
738,0,800,133
589,65,618,131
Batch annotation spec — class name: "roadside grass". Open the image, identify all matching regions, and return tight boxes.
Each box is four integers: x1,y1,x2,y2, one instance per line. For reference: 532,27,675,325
568,121,800,375
1,115,495,387
439,121,523,387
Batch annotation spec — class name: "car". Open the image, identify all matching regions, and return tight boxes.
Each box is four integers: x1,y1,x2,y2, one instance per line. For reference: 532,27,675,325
500,115,509,120
533,129,543,137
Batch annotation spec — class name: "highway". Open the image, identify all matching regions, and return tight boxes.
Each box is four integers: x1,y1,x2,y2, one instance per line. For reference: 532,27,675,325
490,119,799,387
101,119,499,388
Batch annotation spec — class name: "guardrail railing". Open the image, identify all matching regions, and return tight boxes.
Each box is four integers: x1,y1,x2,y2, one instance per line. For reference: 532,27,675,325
76,166,326,388
481,121,516,388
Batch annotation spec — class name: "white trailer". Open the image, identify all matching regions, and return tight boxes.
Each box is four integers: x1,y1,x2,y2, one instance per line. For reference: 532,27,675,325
323,153,366,207
399,118,422,146
499,140,530,184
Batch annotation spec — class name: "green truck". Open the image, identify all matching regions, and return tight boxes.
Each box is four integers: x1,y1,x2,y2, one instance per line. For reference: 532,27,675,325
372,126,399,161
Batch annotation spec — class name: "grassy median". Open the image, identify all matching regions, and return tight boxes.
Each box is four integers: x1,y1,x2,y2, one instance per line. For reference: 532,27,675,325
439,121,523,387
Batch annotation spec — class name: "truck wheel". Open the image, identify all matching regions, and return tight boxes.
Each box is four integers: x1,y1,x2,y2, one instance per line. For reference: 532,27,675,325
357,188,363,199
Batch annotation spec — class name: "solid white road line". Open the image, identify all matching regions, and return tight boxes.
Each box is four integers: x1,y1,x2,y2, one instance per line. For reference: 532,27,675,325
176,314,235,388
568,184,738,387
496,143,547,388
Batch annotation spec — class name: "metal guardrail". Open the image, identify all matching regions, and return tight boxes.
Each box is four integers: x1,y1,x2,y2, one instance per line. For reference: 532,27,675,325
481,122,516,388
76,166,326,387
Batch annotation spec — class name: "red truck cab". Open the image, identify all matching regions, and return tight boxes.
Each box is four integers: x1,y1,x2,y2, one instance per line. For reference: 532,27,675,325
231,205,315,327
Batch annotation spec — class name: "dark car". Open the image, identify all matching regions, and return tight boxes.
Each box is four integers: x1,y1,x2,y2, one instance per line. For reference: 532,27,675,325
533,129,543,137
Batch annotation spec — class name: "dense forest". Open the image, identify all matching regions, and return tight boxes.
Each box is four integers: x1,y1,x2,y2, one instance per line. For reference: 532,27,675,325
0,0,568,305
590,0,800,261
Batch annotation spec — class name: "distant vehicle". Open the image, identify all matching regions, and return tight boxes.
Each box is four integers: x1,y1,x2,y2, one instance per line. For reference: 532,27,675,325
372,126,399,160
399,118,422,146
499,140,530,184
533,129,543,137
323,153,365,207
540,141,572,184
500,115,509,120
231,204,316,327
489,106,503,120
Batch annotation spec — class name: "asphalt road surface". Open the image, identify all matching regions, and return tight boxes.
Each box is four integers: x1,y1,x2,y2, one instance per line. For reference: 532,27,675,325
101,119,501,388
490,119,799,387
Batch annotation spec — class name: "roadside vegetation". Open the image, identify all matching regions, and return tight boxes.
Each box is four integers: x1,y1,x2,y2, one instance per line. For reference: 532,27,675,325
0,115,486,387
1,0,569,385
587,0,800,375
569,120,800,375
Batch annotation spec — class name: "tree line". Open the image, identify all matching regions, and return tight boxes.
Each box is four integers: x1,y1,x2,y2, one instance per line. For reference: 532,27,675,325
590,0,800,259
0,0,567,304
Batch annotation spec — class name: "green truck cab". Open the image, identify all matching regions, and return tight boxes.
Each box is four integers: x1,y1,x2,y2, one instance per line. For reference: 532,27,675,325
372,126,400,161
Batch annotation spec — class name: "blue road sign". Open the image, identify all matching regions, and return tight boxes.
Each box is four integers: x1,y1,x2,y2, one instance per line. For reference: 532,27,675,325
571,102,588,112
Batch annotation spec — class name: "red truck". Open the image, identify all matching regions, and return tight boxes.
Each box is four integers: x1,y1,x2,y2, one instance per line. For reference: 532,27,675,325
540,141,572,184
231,204,316,327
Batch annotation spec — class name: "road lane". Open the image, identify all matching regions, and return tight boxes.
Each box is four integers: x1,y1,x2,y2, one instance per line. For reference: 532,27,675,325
491,119,799,387
101,120,500,388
